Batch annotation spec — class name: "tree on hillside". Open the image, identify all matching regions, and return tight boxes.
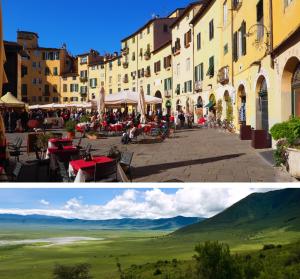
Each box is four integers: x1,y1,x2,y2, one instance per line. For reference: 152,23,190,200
53,263,93,279
194,241,241,279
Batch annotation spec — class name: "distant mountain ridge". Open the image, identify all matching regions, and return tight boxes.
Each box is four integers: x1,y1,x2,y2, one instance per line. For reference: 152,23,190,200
0,214,204,231
175,189,300,235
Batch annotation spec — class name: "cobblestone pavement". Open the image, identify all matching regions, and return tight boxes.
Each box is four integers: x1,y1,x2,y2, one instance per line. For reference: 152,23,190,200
6,128,297,183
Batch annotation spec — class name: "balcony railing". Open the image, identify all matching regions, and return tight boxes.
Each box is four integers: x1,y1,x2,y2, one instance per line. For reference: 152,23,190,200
217,66,229,85
164,90,172,98
195,81,203,92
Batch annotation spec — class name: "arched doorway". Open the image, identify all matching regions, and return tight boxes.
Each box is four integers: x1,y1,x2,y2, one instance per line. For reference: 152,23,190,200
237,85,246,124
281,57,300,120
292,63,300,117
155,91,162,113
256,76,269,131
207,94,216,115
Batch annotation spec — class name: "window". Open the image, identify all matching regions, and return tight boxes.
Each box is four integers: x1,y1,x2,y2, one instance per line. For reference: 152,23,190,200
32,62,37,68
147,84,151,95
209,20,214,40
63,84,67,92
147,26,150,34
176,84,181,95
80,70,88,78
184,30,192,48
109,76,112,84
90,78,97,88
53,85,58,93
184,81,192,93
45,85,50,95
80,86,88,94
284,0,294,8
154,61,161,73
70,84,79,92
73,76,77,80
63,97,69,102
109,89,113,94
21,84,27,96
164,55,172,68
224,43,229,55
163,24,168,32
45,67,50,76
43,51,59,60
80,56,88,64
186,58,191,71
21,66,28,77
195,63,204,82
223,1,228,26
256,0,264,40
53,67,58,76
132,52,136,61
207,56,214,77
197,33,201,50
164,78,172,91
32,78,37,85
176,63,180,77
233,21,247,61
109,62,113,71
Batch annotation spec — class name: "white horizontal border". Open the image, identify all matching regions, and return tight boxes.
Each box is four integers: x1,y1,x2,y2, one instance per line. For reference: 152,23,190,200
0,182,299,189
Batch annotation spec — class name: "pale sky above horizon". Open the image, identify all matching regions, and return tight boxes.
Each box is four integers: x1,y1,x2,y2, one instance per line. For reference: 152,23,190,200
0,188,271,220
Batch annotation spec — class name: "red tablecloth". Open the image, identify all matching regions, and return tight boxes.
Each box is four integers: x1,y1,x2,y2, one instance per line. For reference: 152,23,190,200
109,124,123,132
70,156,113,173
48,146,78,155
49,138,73,145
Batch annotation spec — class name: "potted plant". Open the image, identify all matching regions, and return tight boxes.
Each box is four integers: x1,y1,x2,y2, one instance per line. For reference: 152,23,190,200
270,117,300,178
65,120,76,139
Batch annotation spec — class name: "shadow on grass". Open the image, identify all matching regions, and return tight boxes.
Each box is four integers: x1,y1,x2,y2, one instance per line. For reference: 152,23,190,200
133,153,246,179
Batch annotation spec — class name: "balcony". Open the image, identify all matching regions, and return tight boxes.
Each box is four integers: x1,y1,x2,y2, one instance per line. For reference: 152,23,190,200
80,77,88,83
217,66,229,85
164,90,172,98
123,76,129,83
144,50,151,61
122,47,129,56
123,62,129,69
195,81,203,92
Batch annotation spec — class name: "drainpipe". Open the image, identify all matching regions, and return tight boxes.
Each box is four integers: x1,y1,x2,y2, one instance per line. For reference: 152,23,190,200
269,0,274,69
230,4,234,87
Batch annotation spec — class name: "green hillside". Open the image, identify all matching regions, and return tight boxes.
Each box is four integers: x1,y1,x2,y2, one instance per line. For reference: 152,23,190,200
175,189,300,235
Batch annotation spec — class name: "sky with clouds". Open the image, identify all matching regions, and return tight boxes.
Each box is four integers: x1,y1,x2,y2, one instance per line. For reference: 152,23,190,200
0,188,272,220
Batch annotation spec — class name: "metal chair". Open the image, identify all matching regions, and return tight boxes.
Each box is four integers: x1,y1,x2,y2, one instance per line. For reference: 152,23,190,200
9,138,24,162
80,144,92,158
93,160,117,182
119,152,134,181
57,160,73,183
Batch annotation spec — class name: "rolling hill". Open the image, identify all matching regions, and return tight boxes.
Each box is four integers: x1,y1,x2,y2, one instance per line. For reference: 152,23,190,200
0,214,204,231
175,188,300,235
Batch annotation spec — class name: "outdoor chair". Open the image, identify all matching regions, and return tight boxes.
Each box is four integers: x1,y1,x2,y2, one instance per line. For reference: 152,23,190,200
8,137,22,150
9,138,24,162
75,136,83,150
92,160,118,182
11,161,39,182
119,152,134,181
80,144,92,158
57,160,73,183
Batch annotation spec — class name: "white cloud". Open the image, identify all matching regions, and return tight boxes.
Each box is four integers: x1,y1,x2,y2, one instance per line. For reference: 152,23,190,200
39,199,50,206
0,188,271,220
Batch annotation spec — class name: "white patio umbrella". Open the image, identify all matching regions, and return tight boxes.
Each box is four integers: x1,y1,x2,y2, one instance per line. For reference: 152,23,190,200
137,86,146,124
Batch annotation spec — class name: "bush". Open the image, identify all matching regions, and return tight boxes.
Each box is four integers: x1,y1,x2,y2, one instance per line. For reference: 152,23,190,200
262,244,276,251
53,263,93,279
153,268,162,276
194,241,242,279
65,120,76,133
216,100,223,121
226,98,234,123
270,118,300,145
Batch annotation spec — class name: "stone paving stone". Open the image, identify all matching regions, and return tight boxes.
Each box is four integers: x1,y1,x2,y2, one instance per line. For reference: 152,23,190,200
5,128,297,183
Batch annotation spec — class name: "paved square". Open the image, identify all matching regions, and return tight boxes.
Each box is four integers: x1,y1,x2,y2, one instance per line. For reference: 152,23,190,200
5,128,296,183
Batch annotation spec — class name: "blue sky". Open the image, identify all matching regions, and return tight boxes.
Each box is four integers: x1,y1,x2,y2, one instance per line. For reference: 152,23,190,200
0,188,262,220
2,0,193,55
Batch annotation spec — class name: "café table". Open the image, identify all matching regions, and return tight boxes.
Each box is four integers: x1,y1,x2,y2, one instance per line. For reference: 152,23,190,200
69,156,114,183
48,138,73,148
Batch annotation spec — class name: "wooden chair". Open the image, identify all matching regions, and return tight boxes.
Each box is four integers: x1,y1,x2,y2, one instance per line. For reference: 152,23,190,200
119,152,134,181
93,160,117,182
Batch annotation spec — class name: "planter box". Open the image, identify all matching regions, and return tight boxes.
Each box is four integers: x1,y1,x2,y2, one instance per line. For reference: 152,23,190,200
240,125,252,140
251,129,272,149
287,148,300,178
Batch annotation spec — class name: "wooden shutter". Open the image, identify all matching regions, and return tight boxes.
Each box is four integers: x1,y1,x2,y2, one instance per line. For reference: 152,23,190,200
233,32,238,62
241,21,247,56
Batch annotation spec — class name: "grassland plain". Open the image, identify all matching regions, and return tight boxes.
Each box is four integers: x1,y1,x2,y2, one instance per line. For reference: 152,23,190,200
0,226,300,279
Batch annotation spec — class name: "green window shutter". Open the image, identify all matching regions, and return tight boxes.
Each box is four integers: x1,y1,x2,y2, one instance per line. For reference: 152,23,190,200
233,32,238,62
242,21,247,56
200,63,204,81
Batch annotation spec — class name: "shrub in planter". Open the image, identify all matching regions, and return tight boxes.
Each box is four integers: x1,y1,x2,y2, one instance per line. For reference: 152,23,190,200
65,120,76,139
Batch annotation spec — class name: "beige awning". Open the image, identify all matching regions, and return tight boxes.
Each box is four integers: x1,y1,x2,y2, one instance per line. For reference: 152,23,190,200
0,92,25,107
